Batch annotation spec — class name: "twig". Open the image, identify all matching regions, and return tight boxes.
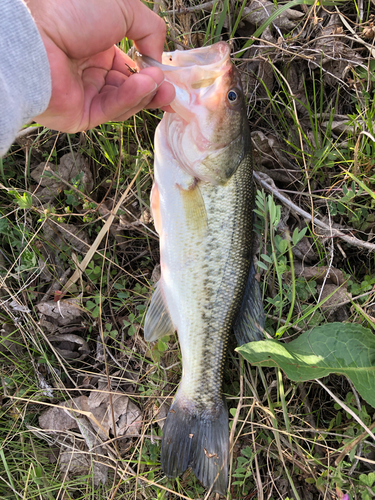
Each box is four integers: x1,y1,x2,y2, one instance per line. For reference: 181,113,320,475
265,63,315,240
15,125,43,139
234,37,315,60
252,418,263,500
317,201,334,304
268,315,303,332
62,163,143,293
315,379,375,442
336,7,375,58
0,475,23,498
297,384,325,458
164,0,217,15
335,421,375,466
346,378,364,475
253,171,375,252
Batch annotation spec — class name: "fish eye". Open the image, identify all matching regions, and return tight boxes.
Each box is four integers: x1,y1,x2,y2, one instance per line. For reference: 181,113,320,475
227,90,238,103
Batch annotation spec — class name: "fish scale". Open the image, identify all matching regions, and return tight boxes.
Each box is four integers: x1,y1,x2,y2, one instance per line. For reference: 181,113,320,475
136,42,265,494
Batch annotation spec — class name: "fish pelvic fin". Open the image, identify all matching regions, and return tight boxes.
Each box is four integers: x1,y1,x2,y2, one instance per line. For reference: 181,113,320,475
234,261,265,345
144,281,175,342
161,393,228,495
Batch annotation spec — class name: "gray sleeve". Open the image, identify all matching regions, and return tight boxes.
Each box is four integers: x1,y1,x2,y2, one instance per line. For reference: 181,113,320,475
0,0,51,157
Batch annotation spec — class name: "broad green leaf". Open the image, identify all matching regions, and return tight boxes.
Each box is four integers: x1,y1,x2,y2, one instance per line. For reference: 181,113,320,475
237,323,375,408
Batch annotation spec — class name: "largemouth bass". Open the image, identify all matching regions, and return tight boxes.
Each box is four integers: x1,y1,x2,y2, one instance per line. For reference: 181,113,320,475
137,42,264,495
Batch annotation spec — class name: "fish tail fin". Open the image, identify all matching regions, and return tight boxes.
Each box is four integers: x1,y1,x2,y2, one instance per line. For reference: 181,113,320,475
161,392,228,495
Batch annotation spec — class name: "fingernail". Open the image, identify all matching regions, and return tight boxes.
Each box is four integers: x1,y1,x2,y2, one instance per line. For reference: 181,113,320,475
145,82,158,97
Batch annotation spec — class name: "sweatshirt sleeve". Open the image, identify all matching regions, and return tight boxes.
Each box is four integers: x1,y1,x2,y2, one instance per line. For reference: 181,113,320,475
0,0,51,156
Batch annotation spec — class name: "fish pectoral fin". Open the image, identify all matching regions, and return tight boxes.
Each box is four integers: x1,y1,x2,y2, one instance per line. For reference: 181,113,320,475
144,281,175,342
234,261,265,345
179,181,208,236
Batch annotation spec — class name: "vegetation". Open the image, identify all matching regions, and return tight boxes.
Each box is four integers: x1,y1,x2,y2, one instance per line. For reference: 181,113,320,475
1,0,375,499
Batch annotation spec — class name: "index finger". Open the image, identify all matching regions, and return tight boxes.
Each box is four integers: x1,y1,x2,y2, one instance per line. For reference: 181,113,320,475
119,0,167,62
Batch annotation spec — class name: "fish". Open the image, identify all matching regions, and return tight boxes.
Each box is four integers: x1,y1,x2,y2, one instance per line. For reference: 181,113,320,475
136,42,264,495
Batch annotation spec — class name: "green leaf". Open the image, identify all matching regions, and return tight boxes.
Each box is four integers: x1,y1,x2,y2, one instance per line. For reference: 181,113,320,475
257,261,268,271
261,253,273,264
65,193,79,207
128,325,136,336
92,306,100,318
275,235,288,253
157,340,168,352
234,467,247,474
241,446,254,459
10,190,33,209
359,472,375,488
237,323,375,408
345,170,375,201
292,226,307,245
0,218,8,232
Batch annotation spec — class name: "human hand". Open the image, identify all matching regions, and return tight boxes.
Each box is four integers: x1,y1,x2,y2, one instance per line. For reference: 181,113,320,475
26,0,175,132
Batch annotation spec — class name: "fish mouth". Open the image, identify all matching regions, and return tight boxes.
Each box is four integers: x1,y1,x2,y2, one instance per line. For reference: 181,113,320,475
135,42,230,74
136,43,246,183
135,42,232,122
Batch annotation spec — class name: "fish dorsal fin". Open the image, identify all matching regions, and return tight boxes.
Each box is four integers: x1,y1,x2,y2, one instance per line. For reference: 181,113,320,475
234,262,265,345
144,281,175,342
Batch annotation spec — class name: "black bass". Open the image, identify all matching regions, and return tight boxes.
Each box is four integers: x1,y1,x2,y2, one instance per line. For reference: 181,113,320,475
137,42,264,495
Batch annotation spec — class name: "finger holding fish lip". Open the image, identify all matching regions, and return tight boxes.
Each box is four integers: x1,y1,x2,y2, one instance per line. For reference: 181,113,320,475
145,82,176,112
90,67,175,124
131,56,177,112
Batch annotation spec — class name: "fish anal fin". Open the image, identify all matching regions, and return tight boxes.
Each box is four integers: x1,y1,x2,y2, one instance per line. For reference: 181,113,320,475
161,393,228,495
234,262,265,345
144,281,175,342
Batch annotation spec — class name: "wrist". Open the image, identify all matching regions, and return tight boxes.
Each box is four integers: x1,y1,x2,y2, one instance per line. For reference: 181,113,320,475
0,0,51,155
